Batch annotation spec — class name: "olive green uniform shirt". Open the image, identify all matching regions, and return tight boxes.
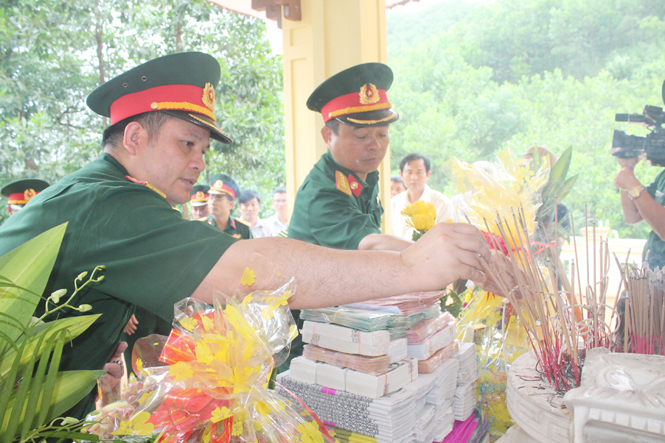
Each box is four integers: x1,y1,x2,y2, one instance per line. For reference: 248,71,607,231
644,169,665,269
0,153,238,417
284,151,383,371
288,151,383,249
204,215,253,239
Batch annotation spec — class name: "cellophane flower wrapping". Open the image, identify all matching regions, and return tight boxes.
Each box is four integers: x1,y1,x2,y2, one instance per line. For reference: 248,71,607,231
448,150,550,250
455,288,529,440
449,152,545,440
86,281,338,443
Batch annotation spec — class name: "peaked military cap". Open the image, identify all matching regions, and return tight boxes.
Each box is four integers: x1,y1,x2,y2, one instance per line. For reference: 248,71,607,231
1,179,50,205
87,52,232,144
306,62,399,127
208,174,239,200
189,184,210,207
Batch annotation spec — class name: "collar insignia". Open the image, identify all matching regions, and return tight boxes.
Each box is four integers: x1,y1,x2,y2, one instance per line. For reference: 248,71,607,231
125,175,167,199
359,83,380,105
347,174,363,197
335,171,352,196
202,82,215,112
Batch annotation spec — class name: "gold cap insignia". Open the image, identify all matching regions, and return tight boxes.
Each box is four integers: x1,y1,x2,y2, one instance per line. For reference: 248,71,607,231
24,189,36,201
335,171,352,196
359,83,380,105
212,180,224,188
202,83,215,112
195,191,205,199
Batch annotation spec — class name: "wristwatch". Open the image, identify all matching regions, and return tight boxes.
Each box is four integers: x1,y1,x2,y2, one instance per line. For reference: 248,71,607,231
628,185,645,200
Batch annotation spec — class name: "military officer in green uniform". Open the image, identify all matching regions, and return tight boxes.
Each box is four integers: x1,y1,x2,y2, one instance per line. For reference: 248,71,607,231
289,63,411,252
285,63,415,368
204,173,252,239
0,52,500,419
189,184,210,220
1,178,50,216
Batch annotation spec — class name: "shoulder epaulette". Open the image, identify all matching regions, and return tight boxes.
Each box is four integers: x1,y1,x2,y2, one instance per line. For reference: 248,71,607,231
335,170,352,196
235,218,251,227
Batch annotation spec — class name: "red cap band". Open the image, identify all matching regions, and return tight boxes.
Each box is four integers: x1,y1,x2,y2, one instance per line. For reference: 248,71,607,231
190,191,209,204
110,84,216,124
209,181,236,200
7,189,38,205
321,88,391,123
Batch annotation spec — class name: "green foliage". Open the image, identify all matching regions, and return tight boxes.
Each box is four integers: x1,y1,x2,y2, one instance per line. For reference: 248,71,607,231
440,290,463,319
0,225,104,443
387,0,665,239
0,0,284,222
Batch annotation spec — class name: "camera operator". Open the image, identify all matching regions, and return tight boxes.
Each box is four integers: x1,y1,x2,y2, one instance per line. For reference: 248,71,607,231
615,156,665,269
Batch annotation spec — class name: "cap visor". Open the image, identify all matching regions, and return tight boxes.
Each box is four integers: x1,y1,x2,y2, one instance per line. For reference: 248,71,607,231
336,109,399,127
162,110,233,144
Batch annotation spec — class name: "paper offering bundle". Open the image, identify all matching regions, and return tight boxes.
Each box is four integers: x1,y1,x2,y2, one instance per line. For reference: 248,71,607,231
301,321,391,356
418,341,459,374
405,312,454,344
345,357,419,399
407,322,456,360
85,280,336,443
343,291,444,315
303,344,392,373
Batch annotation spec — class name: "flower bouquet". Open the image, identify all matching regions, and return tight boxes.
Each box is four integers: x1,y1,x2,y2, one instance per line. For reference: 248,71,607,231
86,280,337,443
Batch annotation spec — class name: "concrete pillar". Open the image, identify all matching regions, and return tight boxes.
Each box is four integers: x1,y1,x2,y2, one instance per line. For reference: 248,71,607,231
282,0,393,233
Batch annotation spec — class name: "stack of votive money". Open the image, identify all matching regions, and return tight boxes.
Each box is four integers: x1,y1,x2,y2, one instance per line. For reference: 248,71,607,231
451,342,479,421
276,292,478,443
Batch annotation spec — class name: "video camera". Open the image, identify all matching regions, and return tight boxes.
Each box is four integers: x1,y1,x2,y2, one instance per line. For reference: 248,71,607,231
611,81,665,167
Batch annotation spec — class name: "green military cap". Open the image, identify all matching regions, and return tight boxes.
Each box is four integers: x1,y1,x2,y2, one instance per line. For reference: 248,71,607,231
2,179,50,205
306,62,399,127
208,174,239,200
189,184,210,207
86,52,232,144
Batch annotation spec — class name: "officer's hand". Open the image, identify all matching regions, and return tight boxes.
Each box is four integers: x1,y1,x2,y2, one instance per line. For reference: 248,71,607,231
476,251,523,298
98,341,127,407
401,222,491,289
616,156,641,169
123,315,139,335
614,166,641,191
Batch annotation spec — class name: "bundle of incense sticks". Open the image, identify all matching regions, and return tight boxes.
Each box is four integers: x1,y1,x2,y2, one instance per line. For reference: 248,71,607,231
474,206,619,391
616,264,665,355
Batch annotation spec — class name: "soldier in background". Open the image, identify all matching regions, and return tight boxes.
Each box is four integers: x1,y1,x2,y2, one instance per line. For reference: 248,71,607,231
1,178,50,216
204,174,252,239
189,184,210,220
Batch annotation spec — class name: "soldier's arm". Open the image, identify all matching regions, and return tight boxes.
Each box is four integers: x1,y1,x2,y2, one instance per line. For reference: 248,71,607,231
357,233,413,252
191,222,492,309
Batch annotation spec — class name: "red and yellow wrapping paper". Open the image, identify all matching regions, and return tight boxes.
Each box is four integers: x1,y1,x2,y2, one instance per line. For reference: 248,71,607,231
104,280,338,443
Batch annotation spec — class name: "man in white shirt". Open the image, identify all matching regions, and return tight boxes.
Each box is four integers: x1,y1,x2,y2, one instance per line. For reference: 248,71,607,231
238,189,270,238
391,153,455,239
263,187,289,237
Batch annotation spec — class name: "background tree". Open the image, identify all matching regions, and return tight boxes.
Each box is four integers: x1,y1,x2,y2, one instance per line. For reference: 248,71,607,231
0,0,284,223
387,0,665,238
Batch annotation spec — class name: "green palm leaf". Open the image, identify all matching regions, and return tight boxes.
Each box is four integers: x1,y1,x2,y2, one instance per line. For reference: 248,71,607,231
0,370,106,442
0,315,101,381
0,223,67,357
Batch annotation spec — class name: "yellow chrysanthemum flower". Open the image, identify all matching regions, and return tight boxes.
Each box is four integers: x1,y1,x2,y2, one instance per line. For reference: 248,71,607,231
402,200,437,233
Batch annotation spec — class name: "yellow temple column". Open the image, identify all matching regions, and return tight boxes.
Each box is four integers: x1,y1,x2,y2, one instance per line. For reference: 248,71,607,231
282,0,393,233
